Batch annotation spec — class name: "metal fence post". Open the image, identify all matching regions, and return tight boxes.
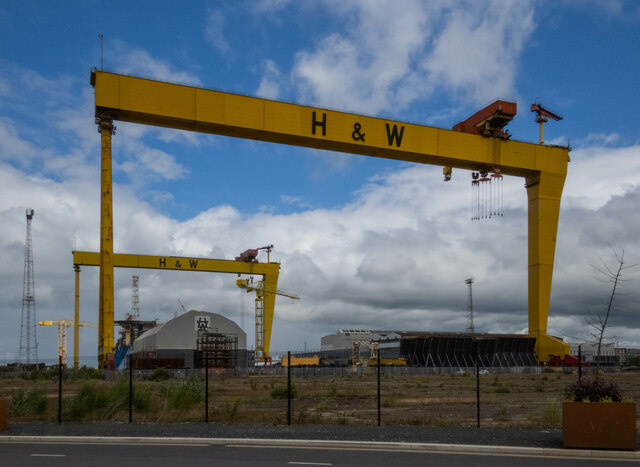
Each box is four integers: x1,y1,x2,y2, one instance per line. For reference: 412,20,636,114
58,355,62,424
205,352,209,423
287,351,292,425
578,345,582,381
476,353,480,428
377,350,381,427
128,353,133,423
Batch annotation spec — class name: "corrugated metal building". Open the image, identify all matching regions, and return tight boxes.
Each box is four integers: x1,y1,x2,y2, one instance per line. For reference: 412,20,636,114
132,310,246,369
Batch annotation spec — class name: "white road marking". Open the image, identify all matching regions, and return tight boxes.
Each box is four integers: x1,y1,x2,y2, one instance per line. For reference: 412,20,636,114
30,454,66,457
288,463,332,466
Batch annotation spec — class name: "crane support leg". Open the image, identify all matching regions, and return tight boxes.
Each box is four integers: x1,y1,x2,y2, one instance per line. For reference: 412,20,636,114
98,118,115,369
74,265,80,369
527,172,569,361
261,274,279,362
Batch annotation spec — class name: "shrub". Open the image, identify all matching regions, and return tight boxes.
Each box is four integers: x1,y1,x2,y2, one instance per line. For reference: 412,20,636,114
565,378,622,402
71,367,105,380
168,378,203,409
149,368,171,381
66,382,110,419
109,380,150,412
9,387,47,416
271,383,296,399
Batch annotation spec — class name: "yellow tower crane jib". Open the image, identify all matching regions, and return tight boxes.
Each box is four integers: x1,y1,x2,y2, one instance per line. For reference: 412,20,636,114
38,319,97,366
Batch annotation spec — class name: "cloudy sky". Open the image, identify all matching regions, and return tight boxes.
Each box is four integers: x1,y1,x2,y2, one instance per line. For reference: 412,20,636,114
1,1,640,364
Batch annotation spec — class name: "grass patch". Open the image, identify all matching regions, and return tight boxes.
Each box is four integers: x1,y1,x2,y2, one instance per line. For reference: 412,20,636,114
9,386,47,416
271,383,296,399
168,378,203,410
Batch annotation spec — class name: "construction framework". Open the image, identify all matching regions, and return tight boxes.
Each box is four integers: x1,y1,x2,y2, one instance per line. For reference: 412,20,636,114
90,70,571,366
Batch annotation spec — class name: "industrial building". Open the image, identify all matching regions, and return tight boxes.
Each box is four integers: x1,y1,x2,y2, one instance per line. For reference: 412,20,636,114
316,330,538,367
131,310,246,369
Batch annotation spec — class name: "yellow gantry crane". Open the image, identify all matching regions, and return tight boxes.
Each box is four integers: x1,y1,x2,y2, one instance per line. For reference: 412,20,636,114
38,320,97,367
89,70,571,365
72,249,288,366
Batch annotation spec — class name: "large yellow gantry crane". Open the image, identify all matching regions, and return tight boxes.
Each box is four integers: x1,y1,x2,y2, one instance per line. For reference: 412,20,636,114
90,70,571,366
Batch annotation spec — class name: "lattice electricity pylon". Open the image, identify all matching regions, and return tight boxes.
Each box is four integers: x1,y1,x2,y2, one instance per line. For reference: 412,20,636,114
19,208,38,367
465,277,474,333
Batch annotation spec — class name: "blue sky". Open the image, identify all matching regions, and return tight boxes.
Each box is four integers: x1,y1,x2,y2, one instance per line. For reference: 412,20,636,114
1,1,640,364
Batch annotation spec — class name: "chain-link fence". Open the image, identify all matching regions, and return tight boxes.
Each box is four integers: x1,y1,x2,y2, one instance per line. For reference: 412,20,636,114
2,358,639,428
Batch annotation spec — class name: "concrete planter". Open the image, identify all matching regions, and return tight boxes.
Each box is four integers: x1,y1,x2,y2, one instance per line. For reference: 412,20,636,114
563,401,637,450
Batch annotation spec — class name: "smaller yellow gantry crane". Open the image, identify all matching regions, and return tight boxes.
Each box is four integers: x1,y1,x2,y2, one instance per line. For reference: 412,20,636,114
39,320,97,368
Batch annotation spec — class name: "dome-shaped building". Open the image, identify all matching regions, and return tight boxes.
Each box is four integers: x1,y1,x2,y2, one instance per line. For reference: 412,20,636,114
132,310,246,369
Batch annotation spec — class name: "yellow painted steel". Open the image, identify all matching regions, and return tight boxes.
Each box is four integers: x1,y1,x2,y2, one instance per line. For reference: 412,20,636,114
91,70,571,361
74,265,80,369
39,319,97,366
98,118,115,368
72,251,281,361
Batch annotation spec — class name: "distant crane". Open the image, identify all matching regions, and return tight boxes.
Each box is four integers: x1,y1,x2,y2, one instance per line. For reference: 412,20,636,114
39,320,97,366
130,275,140,320
465,278,474,333
530,103,563,144
236,260,299,365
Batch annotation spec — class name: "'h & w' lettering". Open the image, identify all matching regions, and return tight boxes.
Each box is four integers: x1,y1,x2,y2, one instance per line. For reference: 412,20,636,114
189,259,198,269
159,257,166,268
312,111,327,136
385,123,405,147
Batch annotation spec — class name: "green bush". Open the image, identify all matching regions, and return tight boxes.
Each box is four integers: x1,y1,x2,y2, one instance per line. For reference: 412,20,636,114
66,382,110,419
270,383,296,399
70,367,105,380
9,387,47,416
149,368,171,381
168,378,203,409
109,380,150,412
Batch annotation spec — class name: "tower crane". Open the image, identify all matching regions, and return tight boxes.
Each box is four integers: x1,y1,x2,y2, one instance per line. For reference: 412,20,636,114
236,274,299,366
39,320,97,367
530,103,563,144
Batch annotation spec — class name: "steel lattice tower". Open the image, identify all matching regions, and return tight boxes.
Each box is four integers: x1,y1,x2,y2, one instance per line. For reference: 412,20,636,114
465,278,474,333
19,208,38,366
130,275,140,320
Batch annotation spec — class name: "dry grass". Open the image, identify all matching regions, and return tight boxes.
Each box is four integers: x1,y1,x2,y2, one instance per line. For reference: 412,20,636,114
2,368,639,428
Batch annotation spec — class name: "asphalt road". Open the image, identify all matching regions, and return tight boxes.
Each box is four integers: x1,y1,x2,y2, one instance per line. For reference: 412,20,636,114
0,440,634,467
3,422,565,448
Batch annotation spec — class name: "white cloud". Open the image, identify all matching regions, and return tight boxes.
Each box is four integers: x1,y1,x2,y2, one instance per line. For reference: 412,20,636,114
575,132,620,147
562,144,640,210
204,9,230,54
3,140,640,361
109,40,202,86
291,0,535,114
256,59,282,99
116,141,189,181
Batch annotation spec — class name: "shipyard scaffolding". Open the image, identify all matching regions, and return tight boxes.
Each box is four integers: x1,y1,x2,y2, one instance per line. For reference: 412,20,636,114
196,332,238,369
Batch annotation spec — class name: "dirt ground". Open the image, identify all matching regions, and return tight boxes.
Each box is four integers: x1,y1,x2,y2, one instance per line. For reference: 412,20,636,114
2,369,639,428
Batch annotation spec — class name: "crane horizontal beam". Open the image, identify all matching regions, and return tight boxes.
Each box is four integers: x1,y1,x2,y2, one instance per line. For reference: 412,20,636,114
39,320,96,327
92,71,568,179
73,251,280,276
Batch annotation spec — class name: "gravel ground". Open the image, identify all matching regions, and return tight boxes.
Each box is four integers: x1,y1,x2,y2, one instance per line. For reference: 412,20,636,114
2,422,563,448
